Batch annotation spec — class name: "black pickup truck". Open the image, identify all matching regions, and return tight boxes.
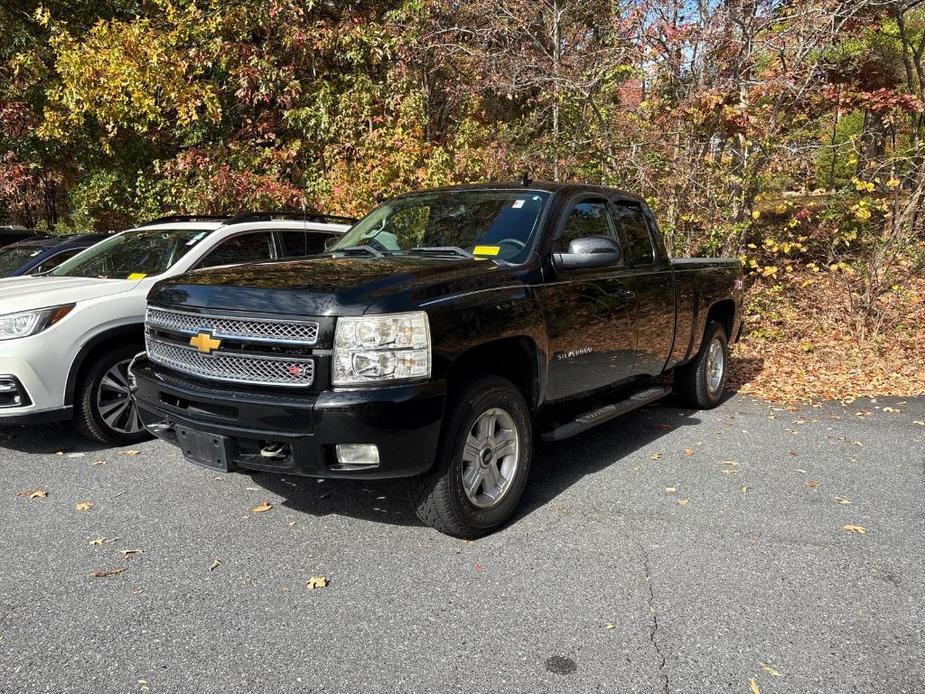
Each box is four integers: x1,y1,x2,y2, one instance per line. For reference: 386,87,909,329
130,182,743,537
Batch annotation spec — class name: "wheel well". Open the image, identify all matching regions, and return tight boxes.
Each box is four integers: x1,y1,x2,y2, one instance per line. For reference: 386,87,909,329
65,325,145,405
706,299,736,340
446,337,540,410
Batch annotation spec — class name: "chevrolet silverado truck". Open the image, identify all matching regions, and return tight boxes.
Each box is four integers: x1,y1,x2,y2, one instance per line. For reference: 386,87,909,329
130,182,743,538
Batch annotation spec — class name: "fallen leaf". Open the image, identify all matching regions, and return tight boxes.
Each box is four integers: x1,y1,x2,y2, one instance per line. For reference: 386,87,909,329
209,559,222,571
649,452,662,460
834,497,852,505
750,678,761,694
722,468,739,476
17,489,48,499
287,521,297,527
75,502,95,511
665,487,677,494
913,420,924,426
251,500,273,513
121,450,141,456
92,460,107,466
89,567,127,578
676,498,689,507
683,449,695,457
741,485,750,493
843,524,866,534
244,486,260,491
120,549,143,557
882,407,900,413
758,661,783,677
804,480,819,489
306,575,328,590
606,623,616,629
88,537,110,546
721,460,739,466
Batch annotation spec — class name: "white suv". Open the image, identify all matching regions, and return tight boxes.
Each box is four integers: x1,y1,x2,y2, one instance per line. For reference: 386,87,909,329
0,212,352,443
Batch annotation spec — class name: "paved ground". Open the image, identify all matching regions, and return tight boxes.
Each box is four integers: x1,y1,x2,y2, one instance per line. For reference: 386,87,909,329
0,393,923,694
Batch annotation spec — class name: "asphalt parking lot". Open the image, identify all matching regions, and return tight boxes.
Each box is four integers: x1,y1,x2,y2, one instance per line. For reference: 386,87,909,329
1,394,923,694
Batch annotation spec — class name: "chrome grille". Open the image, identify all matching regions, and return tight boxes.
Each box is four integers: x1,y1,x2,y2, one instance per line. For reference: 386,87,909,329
146,307,319,345
145,337,314,387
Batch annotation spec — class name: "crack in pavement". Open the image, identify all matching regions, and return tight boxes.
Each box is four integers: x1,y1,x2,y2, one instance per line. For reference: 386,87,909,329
637,540,670,694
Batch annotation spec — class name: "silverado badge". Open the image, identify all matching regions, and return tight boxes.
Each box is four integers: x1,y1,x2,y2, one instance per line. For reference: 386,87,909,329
190,332,221,354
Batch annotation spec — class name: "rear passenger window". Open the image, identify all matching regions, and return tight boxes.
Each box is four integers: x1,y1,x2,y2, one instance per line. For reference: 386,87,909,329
278,231,337,258
555,199,617,253
199,232,274,268
614,203,654,266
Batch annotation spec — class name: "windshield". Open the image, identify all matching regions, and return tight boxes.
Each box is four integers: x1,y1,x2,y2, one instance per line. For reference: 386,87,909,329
52,228,213,279
0,245,44,275
330,189,550,262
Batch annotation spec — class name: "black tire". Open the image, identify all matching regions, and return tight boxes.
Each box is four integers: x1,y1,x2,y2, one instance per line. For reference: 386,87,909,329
675,320,729,409
74,344,151,445
410,375,533,539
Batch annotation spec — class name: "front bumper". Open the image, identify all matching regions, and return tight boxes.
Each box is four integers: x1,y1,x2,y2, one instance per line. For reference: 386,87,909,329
130,355,447,479
0,352,71,424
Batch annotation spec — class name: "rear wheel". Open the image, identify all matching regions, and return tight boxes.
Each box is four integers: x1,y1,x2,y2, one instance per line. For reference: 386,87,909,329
410,375,532,539
74,345,151,445
675,320,729,409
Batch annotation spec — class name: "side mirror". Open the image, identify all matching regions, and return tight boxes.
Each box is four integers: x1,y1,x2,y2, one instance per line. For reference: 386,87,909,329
552,236,622,271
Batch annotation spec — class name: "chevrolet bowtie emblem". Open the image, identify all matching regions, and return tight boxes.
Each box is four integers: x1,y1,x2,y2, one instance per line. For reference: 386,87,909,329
190,332,221,354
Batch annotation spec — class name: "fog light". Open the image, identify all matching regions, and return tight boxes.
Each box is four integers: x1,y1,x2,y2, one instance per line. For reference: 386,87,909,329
0,376,27,408
335,444,380,467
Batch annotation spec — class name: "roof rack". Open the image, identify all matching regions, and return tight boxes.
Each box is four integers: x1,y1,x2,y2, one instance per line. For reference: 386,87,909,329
141,215,231,226
224,211,357,226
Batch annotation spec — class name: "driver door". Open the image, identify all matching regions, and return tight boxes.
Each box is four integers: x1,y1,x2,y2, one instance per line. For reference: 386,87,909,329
537,197,638,401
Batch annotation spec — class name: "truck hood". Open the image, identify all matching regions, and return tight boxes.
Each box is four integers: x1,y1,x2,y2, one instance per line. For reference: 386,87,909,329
149,255,520,316
0,276,140,314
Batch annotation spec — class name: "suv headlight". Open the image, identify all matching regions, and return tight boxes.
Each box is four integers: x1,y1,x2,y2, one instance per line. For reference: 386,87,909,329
333,311,431,386
0,305,74,341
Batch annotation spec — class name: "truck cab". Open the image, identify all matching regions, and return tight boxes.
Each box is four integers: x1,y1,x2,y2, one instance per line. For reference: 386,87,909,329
130,183,743,537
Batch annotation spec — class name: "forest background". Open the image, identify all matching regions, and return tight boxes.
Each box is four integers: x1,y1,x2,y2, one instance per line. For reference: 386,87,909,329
1,0,924,401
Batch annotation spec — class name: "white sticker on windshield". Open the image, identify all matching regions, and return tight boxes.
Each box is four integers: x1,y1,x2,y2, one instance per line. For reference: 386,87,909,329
512,199,525,209
186,232,208,246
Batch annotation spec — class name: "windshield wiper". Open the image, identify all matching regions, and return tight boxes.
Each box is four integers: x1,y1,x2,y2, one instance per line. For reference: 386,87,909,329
333,245,384,258
408,246,474,260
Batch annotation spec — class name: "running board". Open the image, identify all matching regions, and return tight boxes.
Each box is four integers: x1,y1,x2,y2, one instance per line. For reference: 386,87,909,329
540,385,672,442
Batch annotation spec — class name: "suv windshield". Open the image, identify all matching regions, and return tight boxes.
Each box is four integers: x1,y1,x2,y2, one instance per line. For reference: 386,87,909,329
52,228,213,279
330,189,550,262
0,245,44,275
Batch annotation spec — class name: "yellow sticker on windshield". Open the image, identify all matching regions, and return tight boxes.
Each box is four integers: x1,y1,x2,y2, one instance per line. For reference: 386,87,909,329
473,245,500,257
127,273,147,280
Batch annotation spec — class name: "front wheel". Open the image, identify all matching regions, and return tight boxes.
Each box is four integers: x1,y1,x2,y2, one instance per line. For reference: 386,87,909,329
410,375,533,539
675,320,729,409
74,345,151,445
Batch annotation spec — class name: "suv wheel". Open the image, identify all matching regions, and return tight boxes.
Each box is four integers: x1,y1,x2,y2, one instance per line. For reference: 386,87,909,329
410,375,532,539
74,345,151,445
675,320,729,409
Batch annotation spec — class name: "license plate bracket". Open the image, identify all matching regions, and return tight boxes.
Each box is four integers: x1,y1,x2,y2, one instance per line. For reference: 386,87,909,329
176,426,234,472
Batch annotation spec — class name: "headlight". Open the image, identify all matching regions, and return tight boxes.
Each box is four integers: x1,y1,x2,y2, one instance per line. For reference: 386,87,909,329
333,311,431,386
0,305,75,341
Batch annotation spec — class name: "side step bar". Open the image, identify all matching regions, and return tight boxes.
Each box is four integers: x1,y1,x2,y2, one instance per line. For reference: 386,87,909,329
540,385,672,442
